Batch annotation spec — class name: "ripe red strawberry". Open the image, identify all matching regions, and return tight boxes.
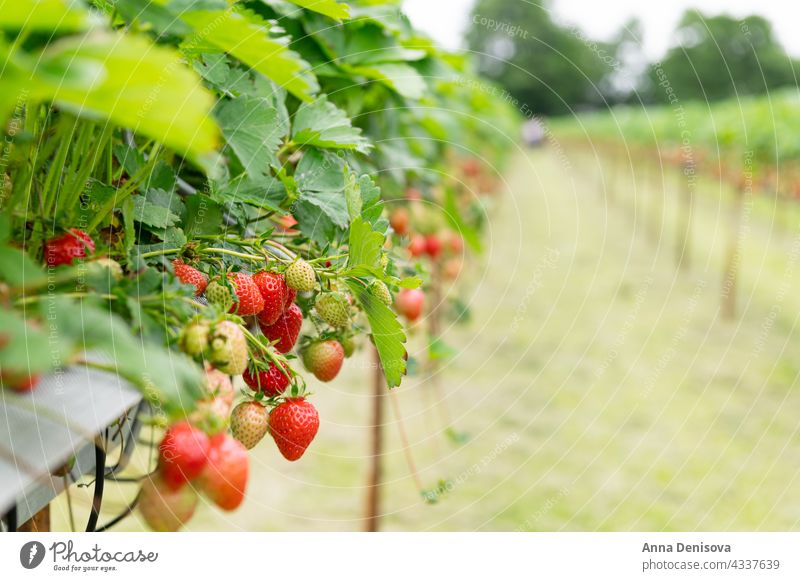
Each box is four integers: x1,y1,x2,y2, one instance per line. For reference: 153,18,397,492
253,271,291,326
43,228,94,266
158,421,211,490
405,187,422,201
408,234,426,257
260,303,302,353
284,288,297,310
443,258,462,280
197,433,248,511
269,398,320,461
424,234,442,259
173,259,208,295
302,340,344,382
0,371,40,392
230,401,269,449
138,473,198,532
243,361,290,396
396,288,424,322
390,208,410,236
227,272,264,316
445,232,464,254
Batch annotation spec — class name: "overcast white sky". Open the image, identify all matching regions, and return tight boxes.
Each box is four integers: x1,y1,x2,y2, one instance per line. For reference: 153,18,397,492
403,0,800,59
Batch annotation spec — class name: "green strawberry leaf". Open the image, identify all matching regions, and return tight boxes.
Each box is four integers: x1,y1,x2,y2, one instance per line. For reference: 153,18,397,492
292,95,371,153
345,279,406,387
215,96,287,178
132,195,180,229
283,0,350,21
346,62,426,99
347,216,384,270
181,8,319,102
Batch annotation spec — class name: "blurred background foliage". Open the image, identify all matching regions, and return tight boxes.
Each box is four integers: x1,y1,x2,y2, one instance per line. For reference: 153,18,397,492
466,0,799,115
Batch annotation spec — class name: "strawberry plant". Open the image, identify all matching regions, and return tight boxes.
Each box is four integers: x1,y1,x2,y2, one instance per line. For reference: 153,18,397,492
0,0,517,531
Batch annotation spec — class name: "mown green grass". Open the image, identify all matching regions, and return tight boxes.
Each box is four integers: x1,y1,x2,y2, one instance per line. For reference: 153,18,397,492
53,146,800,531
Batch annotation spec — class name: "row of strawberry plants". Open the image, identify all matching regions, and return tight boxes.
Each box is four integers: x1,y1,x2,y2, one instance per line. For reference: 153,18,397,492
0,0,517,530
552,90,800,191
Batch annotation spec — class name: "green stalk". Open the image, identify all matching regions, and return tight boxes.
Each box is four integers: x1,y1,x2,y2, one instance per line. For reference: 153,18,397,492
87,142,161,231
41,115,79,218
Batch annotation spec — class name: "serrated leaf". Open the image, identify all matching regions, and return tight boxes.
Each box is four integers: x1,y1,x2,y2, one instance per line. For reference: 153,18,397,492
283,0,350,21
299,190,349,229
345,279,406,387
347,216,384,269
347,62,426,99
183,195,225,236
292,95,371,153
132,195,180,229
215,96,287,178
182,9,319,102
295,148,347,192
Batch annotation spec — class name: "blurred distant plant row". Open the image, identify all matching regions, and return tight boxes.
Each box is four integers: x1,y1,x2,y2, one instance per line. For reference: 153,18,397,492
467,0,797,115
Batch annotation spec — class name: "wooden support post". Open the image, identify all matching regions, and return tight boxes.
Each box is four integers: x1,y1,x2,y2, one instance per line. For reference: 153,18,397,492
18,505,50,532
364,344,384,532
676,163,694,270
721,184,745,320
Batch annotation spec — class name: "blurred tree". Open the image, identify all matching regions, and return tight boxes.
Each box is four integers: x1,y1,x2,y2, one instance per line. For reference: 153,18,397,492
466,0,614,115
646,11,796,103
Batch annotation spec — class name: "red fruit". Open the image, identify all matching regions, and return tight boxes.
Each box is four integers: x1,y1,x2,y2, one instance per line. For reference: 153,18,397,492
43,228,94,267
424,234,442,259
443,258,462,280
260,303,302,353
243,361,290,396
138,474,198,532
158,422,211,490
284,288,297,310
227,272,264,316
446,232,464,254
390,208,410,236
0,371,40,392
197,433,249,511
269,398,320,461
253,271,291,326
302,340,344,382
463,158,480,177
172,259,208,295
405,187,422,201
396,288,424,322
408,234,426,257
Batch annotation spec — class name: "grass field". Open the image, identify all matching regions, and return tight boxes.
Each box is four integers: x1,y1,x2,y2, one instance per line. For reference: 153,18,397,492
53,146,800,531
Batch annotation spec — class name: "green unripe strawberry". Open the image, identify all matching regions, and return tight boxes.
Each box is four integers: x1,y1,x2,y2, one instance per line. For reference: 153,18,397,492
179,320,210,357
367,280,392,306
341,335,356,358
205,280,234,312
285,259,316,292
207,320,248,375
87,258,123,281
315,291,349,328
